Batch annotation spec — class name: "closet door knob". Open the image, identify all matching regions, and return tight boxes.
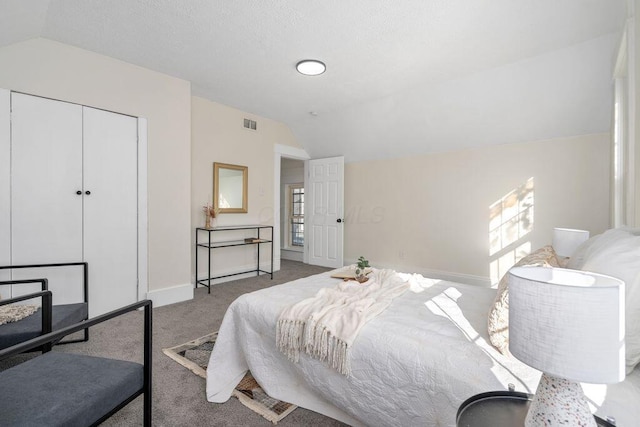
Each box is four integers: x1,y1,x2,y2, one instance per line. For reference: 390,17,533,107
85,191,91,195
76,191,82,195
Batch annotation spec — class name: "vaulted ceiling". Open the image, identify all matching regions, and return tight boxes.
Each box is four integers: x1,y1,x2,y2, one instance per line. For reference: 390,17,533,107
0,1,627,162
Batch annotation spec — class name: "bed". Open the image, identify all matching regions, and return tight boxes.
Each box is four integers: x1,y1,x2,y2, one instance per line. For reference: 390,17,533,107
206,231,640,426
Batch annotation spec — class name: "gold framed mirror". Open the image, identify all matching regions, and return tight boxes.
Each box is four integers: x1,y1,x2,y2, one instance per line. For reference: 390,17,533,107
213,162,248,213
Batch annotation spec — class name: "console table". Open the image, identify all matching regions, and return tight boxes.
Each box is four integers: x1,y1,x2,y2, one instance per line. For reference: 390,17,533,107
195,225,274,293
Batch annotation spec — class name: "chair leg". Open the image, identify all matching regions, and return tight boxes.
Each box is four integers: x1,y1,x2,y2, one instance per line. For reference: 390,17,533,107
143,390,152,427
56,327,89,345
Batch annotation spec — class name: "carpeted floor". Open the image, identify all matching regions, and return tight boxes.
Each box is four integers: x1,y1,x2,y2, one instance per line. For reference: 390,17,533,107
2,260,348,426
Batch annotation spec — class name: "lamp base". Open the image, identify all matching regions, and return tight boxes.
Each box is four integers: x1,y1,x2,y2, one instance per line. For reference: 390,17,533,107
526,373,595,427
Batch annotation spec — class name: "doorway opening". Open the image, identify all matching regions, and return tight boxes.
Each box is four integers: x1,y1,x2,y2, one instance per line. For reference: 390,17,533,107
281,158,305,262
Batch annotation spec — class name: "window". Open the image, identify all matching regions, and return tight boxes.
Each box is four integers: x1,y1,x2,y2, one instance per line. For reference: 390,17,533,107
613,78,626,227
290,185,304,247
612,27,631,227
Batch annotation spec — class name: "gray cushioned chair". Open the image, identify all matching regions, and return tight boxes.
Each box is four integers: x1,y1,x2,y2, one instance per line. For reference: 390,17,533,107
0,298,152,426
0,262,89,351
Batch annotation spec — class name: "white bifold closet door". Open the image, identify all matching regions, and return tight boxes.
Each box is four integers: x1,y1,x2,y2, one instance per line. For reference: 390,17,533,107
11,93,85,305
10,93,138,316
83,106,138,316
0,89,11,297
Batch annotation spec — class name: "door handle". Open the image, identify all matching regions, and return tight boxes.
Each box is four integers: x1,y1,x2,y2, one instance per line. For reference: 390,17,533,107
76,191,82,195
337,218,343,223
85,191,91,195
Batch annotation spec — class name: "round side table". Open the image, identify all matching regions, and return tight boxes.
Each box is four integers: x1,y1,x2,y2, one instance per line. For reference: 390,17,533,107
456,391,616,427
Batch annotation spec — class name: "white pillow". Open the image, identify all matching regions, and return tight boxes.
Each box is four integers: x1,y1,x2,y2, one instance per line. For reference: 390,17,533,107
567,228,631,270
580,230,640,374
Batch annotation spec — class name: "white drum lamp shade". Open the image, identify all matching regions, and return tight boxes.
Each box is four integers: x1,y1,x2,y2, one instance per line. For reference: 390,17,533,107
553,228,590,258
508,267,625,427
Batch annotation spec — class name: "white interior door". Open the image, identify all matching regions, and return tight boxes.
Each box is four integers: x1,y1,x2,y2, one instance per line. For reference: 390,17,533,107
11,93,84,304
0,89,10,297
83,106,138,316
307,156,344,268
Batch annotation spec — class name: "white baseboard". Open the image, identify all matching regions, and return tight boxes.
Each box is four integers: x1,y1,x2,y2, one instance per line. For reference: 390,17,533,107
343,259,491,287
420,268,491,287
281,249,304,262
145,282,194,308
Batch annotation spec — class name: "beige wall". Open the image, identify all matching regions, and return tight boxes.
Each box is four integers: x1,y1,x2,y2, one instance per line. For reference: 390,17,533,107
0,38,192,292
191,96,300,280
0,38,612,294
344,133,611,284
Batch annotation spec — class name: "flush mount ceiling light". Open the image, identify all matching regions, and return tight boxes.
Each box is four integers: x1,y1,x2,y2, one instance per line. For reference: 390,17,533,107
296,60,326,76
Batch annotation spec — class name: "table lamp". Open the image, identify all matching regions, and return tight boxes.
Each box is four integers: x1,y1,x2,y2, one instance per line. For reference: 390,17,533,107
552,227,590,258
508,266,625,427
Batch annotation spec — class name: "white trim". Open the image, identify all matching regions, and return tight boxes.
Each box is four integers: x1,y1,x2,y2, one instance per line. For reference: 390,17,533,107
612,17,637,227
303,160,309,264
613,78,626,227
281,249,304,262
420,269,490,288
614,29,628,78
628,17,637,225
0,89,10,297
344,258,491,288
275,144,311,159
137,118,149,302
146,282,193,308
274,144,310,271
613,24,628,224
274,154,281,272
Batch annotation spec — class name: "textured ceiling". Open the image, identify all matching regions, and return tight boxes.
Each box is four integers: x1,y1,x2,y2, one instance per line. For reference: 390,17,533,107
0,0,628,161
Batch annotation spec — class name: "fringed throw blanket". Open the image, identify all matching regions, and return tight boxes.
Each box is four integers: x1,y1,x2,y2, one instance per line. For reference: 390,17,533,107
276,269,410,376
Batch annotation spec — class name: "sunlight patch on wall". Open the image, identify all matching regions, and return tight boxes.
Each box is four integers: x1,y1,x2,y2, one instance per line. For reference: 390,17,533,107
488,178,535,285
490,241,531,286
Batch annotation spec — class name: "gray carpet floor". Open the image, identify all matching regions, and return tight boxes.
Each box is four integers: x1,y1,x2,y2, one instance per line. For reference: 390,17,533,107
2,260,348,426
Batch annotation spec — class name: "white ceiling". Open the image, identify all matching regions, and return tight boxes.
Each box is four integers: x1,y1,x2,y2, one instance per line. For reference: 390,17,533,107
0,0,628,162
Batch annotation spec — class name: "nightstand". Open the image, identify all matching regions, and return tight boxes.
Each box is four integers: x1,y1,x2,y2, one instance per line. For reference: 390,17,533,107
456,391,616,427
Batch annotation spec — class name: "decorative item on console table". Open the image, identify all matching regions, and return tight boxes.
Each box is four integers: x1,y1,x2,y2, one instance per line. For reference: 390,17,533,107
203,203,220,229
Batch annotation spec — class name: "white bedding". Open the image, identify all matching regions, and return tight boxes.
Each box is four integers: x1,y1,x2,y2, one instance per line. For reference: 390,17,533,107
206,270,640,426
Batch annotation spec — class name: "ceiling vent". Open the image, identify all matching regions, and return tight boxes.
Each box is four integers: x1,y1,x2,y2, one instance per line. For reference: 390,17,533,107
243,118,257,131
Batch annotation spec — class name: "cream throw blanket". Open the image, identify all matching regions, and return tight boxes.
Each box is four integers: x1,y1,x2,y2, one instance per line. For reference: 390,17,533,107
276,269,410,376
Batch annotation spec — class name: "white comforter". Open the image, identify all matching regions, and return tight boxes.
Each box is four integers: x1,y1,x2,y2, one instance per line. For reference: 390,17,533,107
206,270,640,426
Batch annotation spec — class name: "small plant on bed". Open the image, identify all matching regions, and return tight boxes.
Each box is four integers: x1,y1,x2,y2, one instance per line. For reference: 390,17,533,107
355,256,370,283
